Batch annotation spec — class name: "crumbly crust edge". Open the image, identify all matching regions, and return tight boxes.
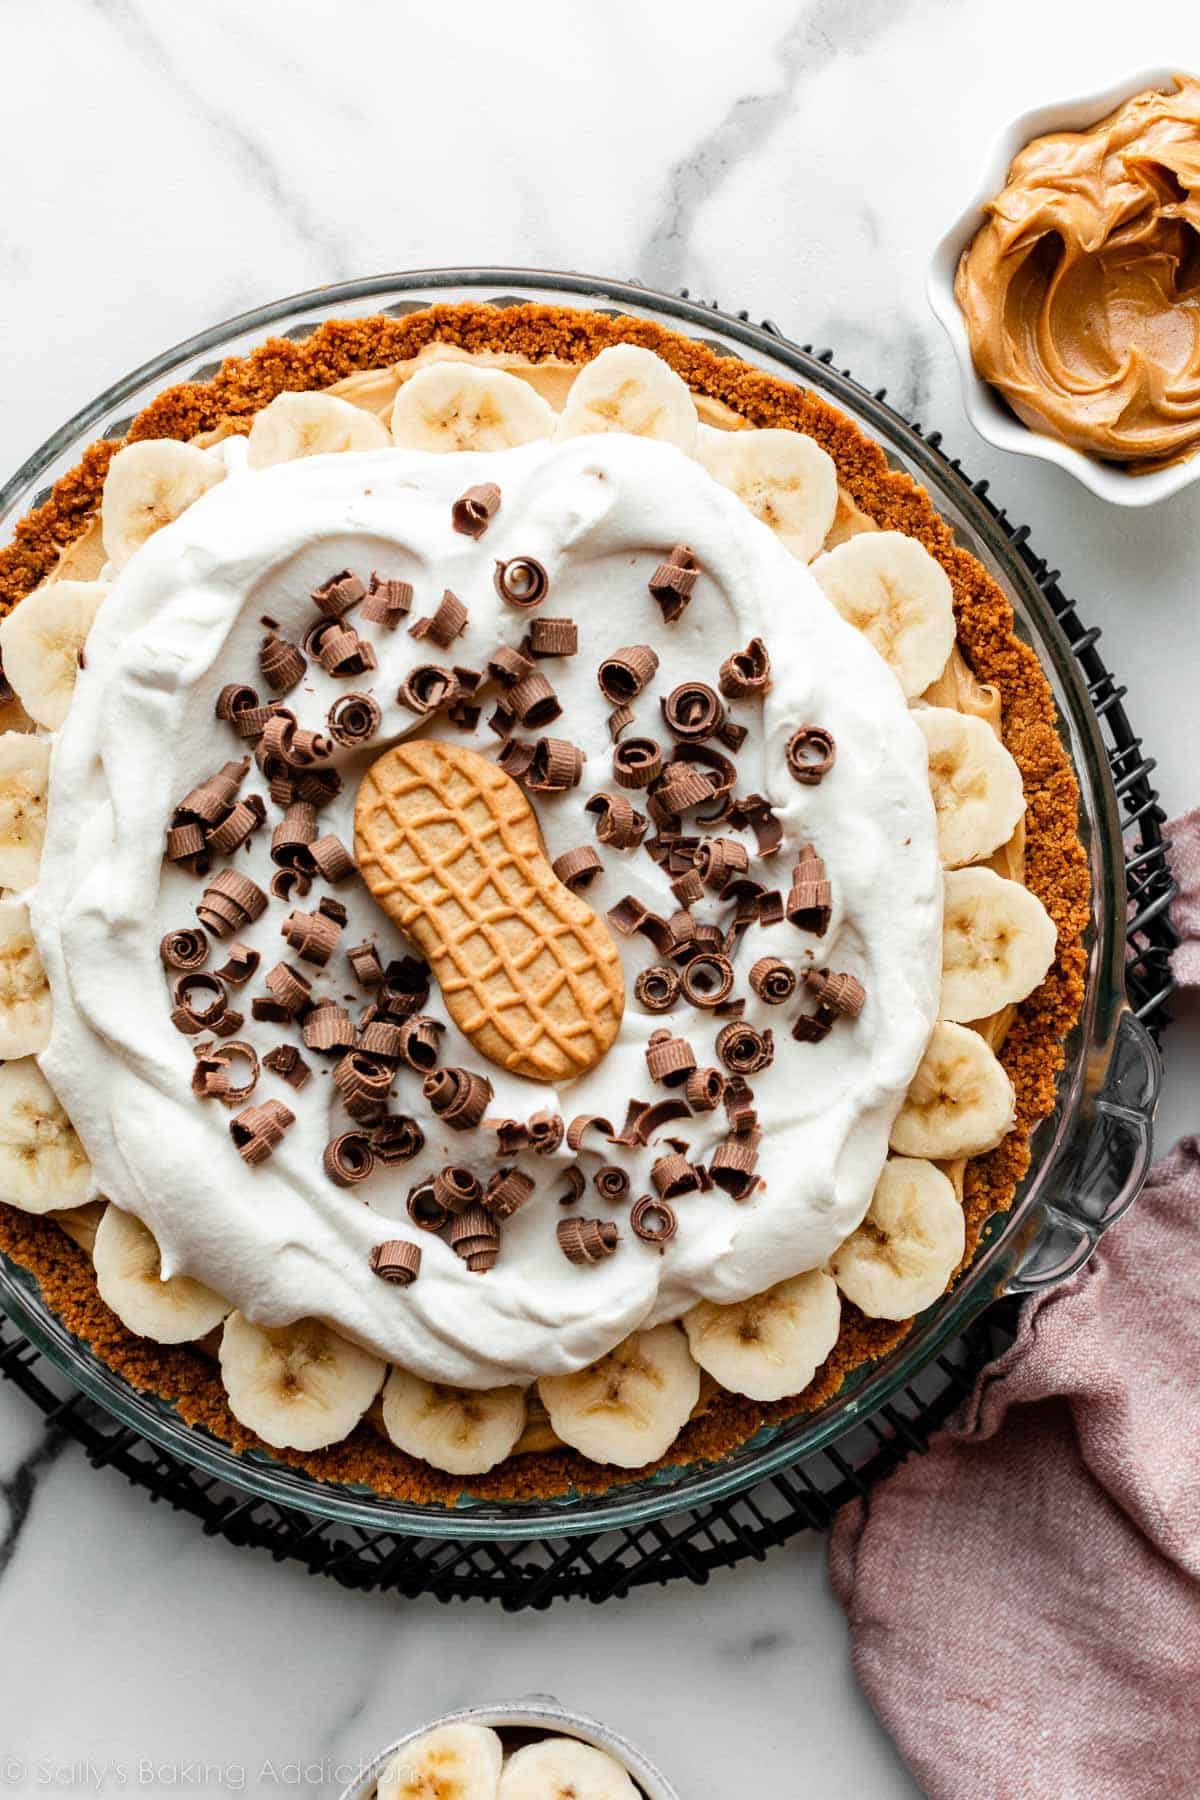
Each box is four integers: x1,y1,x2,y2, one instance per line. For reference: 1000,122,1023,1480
0,302,1089,1505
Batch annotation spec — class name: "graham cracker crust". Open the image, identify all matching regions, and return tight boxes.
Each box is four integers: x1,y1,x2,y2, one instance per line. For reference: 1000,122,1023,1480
0,303,1088,1506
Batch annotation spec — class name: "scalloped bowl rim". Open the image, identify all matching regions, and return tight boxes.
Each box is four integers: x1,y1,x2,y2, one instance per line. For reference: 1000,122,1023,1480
926,64,1200,508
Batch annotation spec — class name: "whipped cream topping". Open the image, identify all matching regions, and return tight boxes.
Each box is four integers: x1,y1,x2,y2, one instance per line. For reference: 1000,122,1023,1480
33,434,942,1388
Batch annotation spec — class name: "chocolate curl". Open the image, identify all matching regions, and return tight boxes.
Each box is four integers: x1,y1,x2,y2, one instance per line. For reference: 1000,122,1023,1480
715,1021,775,1075
556,1166,587,1208
679,953,735,1009
521,736,583,794
648,544,700,622
612,736,662,790
311,569,366,618
804,965,867,1020
327,692,382,747
728,792,783,857
346,940,385,988
709,1131,761,1200
749,956,798,1004
229,1098,294,1166
213,943,260,986
633,963,680,1013
695,837,749,893
723,1076,759,1134
684,1066,725,1112
607,703,636,742
451,482,501,538
650,1150,702,1200
593,1164,631,1204
786,844,833,937
718,636,772,700
354,1020,403,1062
255,961,312,1022
661,682,726,744
489,1117,530,1155
376,959,431,1020
549,845,602,895
527,1110,564,1155
423,1066,493,1131
487,644,535,687
669,743,738,825
397,664,460,715
483,1167,535,1222
494,557,549,608
407,1181,450,1232
323,1132,376,1188
670,869,704,909
271,802,318,873
206,795,266,856
313,621,377,678
195,869,267,938
507,670,562,729
309,834,356,883
585,791,646,850
645,1029,696,1088
301,1001,356,1054
785,724,837,786
630,1196,678,1248
450,1204,500,1274
174,757,249,827
372,1114,425,1166
565,1113,615,1152
333,1050,394,1109
528,617,577,657
214,683,263,733
369,1239,421,1286
259,632,306,696
606,897,676,956
597,644,659,704
410,589,468,650
757,890,785,927
281,902,343,968
362,572,413,627
293,766,343,808
262,1044,312,1090
192,1039,259,1106
557,1217,619,1266
160,928,209,973
652,760,713,818
394,1014,444,1071
165,821,210,874
433,1165,484,1216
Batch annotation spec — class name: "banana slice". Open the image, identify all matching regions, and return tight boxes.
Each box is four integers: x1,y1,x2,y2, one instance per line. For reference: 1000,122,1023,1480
0,1057,91,1214
0,731,51,891
390,363,555,453
941,866,1057,1022
499,1738,639,1800
810,531,956,698
695,425,837,562
217,1313,385,1451
378,1724,503,1800
889,1021,1015,1159
556,345,697,451
537,1323,700,1469
914,706,1025,867
683,1269,840,1402
101,439,225,570
830,1156,965,1320
92,1202,228,1343
380,1367,527,1476
0,897,51,1058
246,389,390,469
0,579,108,731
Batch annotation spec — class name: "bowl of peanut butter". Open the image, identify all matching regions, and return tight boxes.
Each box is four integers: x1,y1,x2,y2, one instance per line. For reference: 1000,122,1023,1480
929,67,1200,505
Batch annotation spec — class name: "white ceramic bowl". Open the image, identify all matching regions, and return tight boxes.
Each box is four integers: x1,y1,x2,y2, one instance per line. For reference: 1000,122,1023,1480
927,65,1199,508
339,1697,680,1799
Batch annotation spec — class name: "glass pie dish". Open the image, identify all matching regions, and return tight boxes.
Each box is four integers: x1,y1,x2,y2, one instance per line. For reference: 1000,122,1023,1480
0,269,1161,1538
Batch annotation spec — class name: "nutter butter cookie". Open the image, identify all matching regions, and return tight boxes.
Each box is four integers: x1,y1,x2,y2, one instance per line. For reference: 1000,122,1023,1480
0,303,1085,1502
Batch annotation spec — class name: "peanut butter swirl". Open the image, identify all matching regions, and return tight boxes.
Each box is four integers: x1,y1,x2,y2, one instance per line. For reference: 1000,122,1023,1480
956,75,1200,473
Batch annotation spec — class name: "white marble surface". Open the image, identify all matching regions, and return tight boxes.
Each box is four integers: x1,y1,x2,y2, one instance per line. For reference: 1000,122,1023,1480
2,2,1198,1795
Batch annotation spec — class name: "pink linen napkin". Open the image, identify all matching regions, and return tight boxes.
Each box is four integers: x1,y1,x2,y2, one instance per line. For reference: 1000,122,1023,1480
828,814,1200,1800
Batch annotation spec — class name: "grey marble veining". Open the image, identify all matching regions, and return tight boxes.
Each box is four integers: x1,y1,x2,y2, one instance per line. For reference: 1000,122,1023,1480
1,0,1198,1793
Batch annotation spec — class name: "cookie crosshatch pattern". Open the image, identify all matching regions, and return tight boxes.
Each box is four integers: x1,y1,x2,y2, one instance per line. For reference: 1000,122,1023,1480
0,298,1090,1506
355,741,625,1083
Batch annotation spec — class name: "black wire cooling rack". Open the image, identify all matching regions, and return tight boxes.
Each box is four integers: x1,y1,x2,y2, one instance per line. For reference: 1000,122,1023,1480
0,303,1178,1610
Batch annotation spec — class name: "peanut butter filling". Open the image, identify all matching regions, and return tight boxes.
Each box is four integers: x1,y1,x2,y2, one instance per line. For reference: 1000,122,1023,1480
956,74,1200,473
